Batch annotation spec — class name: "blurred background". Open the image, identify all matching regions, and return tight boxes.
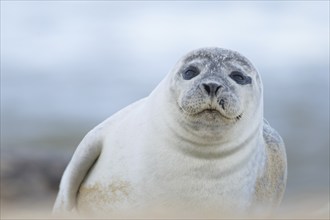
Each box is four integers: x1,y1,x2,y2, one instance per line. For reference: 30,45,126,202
1,1,329,218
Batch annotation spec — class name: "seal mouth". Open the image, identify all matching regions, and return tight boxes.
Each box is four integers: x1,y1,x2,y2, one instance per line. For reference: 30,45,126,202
200,109,220,114
177,102,243,122
198,108,243,122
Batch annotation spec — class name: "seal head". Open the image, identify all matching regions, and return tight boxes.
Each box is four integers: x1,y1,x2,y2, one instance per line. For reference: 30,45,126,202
160,48,263,142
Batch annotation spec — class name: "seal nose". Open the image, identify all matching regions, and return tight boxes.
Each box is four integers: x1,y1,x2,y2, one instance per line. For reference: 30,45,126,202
202,82,221,97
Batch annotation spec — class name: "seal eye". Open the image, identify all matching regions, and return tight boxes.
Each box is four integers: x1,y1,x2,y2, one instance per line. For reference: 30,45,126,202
229,71,252,85
183,66,200,80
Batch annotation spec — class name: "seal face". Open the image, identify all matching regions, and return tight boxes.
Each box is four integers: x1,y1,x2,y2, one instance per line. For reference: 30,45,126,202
53,47,287,217
176,49,255,120
167,48,262,140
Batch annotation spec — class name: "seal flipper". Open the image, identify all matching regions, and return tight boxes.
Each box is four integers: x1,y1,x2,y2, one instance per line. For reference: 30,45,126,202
53,128,103,214
255,119,287,208
263,118,287,204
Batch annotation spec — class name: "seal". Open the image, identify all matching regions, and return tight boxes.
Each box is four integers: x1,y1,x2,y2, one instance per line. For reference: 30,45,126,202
53,48,287,216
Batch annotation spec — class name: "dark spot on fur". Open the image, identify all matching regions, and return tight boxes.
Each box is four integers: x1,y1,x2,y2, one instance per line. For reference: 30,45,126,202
219,99,225,110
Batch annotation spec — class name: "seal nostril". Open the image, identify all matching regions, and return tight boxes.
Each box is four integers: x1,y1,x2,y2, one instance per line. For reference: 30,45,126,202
202,83,221,96
215,85,221,95
203,84,211,95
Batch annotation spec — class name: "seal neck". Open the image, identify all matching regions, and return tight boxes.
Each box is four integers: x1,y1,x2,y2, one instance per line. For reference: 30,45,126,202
147,77,264,158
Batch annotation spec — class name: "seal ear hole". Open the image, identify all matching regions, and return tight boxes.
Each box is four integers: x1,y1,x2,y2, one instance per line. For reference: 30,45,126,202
182,66,200,80
229,71,252,85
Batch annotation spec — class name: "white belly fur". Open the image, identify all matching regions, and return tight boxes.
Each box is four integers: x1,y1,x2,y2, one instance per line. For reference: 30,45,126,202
76,98,265,214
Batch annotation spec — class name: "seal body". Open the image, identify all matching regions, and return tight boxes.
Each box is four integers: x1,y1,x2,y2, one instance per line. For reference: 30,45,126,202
53,48,287,216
